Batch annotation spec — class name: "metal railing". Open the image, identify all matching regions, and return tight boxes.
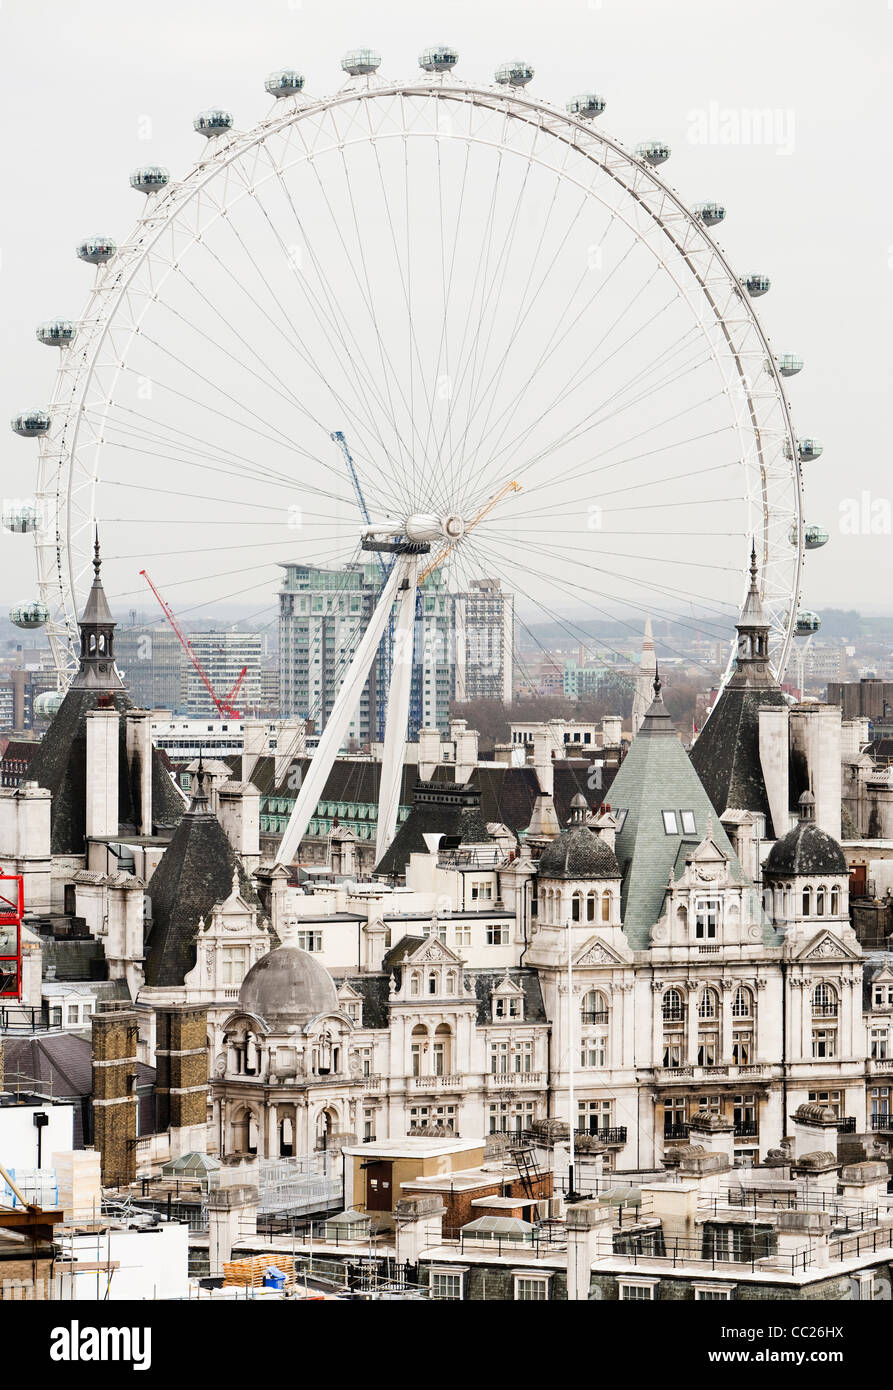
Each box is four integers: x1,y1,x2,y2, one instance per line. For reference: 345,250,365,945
830,1227,893,1262
838,1116,858,1133
581,1011,609,1025
0,1005,55,1034
575,1126,628,1145
663,1124,691,1140
733,1120,759,1138
609,1237,813,1276
870,1113,892,1131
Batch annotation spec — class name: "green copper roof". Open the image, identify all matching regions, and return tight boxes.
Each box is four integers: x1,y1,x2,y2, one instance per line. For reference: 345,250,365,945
608,683,751,950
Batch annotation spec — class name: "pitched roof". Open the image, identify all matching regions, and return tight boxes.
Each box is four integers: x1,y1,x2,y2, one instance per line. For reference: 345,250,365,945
142,797,258,988
607,683,748,949
690,685,789,834
2,1033,154,1146
25,685,184,854
374,782,492,879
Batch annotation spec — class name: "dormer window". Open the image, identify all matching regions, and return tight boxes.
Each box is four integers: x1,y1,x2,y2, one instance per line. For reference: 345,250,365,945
873,984,893,1009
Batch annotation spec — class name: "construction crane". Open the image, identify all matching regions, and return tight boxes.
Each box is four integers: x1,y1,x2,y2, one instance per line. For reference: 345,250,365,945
139,570,246,720
330,430,395,741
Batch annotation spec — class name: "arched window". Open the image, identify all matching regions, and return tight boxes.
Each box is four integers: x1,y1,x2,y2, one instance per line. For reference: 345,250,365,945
433,1022,452,1076
410,972,420,997
572,892,582,923
731,986,753,1018
586,893,596,922
662,988,685,1022
698,987,718,1019
816,886,826,916
411,1024,427,1077
676,904,688,931
813,982,838,1018
428,972,437,995
582,989,607,1024
830,885,840,914
445,971,456,994
601,892,611,923
802,886,812,916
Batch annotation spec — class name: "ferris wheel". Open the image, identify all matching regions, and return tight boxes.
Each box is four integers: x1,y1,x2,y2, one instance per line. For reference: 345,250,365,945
9,47,824,757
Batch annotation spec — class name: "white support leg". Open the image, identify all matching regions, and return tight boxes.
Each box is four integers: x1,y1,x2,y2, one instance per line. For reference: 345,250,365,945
274,556,409,867
375,557,419,866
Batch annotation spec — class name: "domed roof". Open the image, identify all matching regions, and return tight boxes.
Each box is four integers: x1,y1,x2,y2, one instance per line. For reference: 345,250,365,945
239,938,338,1028
764,820,847,877
537,825,620,880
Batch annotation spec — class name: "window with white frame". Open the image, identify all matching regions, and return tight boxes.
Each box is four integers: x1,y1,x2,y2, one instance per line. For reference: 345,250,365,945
514,1274,550,1301
619,1280,657,1300
808,1089,842,1117
871,1087,890,1121
680,810,697,835
513,1041,533,1073
871,1028,889,1060
411,1105,456,1130
454,923,472,947
66,1005,79,1025
695,899,720,940
662,811,678,834
494,994,522,1020
578,1099,612,1133
581,1036,607,1068
296,930,322,952
812,1028,836,1060
491,1041,510,1074
874,982,893,1009
486,924,510,946
222,946,248,984
471,881,493,902
694,1284,734,1300
429,1270,464,1300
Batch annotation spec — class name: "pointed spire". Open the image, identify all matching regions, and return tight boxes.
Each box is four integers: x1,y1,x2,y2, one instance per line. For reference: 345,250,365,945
729,538,774,688
70,524,125,691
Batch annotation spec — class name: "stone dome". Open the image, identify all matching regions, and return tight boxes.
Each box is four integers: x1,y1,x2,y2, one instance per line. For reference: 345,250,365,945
764,820,847,877
239,939,338,1028
537,826,620,880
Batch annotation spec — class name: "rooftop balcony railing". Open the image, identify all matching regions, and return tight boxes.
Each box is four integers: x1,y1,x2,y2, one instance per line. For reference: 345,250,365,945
575,1126,628,1146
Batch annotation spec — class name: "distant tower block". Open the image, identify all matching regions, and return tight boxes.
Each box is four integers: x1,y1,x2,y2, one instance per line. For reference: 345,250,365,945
631,618,656,737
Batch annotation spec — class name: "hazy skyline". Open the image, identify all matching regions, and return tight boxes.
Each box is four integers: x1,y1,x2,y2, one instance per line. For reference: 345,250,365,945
1,0,890,635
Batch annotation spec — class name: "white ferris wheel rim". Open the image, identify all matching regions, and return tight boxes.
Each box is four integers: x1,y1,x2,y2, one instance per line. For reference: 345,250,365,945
31,71,805,694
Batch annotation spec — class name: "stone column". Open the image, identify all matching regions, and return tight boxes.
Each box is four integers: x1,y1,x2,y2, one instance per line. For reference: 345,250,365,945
720,983,733,1062
85,708,119,840
207,1184,258,1274
566,1201,613,1301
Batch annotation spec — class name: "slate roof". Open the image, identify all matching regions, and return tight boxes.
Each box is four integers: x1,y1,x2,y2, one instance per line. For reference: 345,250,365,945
2,1033,155,1146
537,825,621,880
375,782,493,879
764,821,848,876
331,973,391,1029
26,685,184,855
142,795,258,988
690,686,789,835
606,684,750,950
471,969,547,1025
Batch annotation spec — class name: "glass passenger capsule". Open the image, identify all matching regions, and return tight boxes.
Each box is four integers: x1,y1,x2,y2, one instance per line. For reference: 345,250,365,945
10,601,49,630
194,109,234,137
419,46,458,72
784,437,823,464
566,93,607,118
694,201,726,226
130,166,170,194
494,61,535,87
76,236,117,265
743,272,771,297
10,410,50,438
341,49,381,76
789,524,830,550
34,690,65,720
265,68,305,97
36,320,75,348
636,140,671,166
795,611,821,636
2,503,39,533
773,353,803,377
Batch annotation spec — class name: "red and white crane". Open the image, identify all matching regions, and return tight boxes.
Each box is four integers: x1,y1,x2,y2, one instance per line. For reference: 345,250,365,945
139,570,246,720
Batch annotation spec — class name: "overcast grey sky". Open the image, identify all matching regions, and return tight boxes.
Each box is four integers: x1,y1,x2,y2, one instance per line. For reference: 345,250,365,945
1,0,891,617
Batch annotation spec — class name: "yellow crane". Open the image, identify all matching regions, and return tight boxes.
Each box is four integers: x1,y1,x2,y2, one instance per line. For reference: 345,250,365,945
418,479,522,582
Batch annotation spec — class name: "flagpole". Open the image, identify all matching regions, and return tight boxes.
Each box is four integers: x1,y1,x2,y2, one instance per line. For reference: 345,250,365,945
568,913,576,1201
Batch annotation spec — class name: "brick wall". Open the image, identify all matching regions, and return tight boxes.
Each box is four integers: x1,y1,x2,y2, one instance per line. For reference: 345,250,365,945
155,1004,209,1131
404,1173,552,1230
91,1012,137,1187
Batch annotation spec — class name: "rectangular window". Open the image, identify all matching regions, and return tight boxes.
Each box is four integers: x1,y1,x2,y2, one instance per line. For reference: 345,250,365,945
812,1029,836,1060
614,809,628,832
808,1089,842,1116
680,810,697,835
486,924,509,946
470,881,493,902
429,1272,463,1300
581,1037,607,1069
454,924,472,946
662,811,678,835
66,1005,79,1025
697,1032,718,1066
695,899,720,939
296,931,322,952
695,1285,733,1300
663,1037,684,1069
514,1276,549,1301
619,1282,656,1301
222,947,248,985
732,1031,752,1066
872,1029,888,1060
514,1041,533,1073
491,1042,509,1074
